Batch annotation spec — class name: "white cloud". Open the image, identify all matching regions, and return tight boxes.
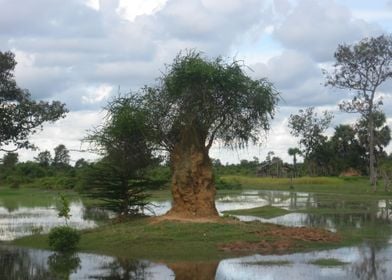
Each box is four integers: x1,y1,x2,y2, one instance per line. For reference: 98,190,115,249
117,0,167,21
273,0,381,62
82,84,113,104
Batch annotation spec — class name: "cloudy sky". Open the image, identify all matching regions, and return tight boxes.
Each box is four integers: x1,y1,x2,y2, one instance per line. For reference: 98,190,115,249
1,0,392,164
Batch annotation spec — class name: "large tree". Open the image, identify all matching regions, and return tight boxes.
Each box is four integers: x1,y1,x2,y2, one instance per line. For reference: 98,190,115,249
142,51,279,218
0,51,67,151
324,35,392,188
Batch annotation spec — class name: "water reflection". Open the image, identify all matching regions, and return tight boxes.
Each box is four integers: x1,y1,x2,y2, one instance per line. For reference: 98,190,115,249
216,242,392,280
1,242,392,279
0,245,174,280
0,202,98,241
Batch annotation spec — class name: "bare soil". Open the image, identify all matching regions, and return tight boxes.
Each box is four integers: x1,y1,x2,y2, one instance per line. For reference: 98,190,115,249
219,225,341,254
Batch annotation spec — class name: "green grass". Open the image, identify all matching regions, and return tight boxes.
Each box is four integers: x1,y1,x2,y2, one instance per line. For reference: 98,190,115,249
11,217,345,262
221,175,392,197
0,187,80,209
244,260,291,266
309,258,348,266
223,206,290,218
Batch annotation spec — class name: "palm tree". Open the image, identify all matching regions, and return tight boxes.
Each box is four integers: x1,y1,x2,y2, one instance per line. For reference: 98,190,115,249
288,148,301,177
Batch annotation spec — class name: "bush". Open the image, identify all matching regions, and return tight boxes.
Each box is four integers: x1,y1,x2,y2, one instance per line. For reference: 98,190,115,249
215,177,242,190
48,226,80,252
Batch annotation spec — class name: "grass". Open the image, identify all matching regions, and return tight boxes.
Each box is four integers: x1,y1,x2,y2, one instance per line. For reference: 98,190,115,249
309,258,348,266
244,260,291,266
223,205,290,218
10,217,347,262
221,175,392,197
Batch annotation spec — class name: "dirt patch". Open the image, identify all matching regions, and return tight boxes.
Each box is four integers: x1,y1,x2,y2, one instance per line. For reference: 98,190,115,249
219,225,341,254
149,214,222,224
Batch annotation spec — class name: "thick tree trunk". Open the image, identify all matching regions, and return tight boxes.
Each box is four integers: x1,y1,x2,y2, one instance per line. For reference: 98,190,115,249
166,129,218,218
369,113,377,190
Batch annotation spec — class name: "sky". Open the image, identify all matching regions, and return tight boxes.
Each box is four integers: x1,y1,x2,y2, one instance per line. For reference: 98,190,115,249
1,0,392,164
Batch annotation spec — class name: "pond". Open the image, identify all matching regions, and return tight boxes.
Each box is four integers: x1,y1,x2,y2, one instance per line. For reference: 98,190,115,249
1,190,392,279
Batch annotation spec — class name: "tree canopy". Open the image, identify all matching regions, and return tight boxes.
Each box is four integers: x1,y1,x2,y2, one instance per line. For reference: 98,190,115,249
0,51,67,151
324,35,392,187
143,51,279,152
84,97,157,216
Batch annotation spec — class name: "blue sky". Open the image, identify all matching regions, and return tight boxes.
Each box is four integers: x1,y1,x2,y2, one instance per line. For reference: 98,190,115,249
1,0,392,164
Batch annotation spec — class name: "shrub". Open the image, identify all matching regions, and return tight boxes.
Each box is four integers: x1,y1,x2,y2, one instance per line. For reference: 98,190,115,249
48,226,80,252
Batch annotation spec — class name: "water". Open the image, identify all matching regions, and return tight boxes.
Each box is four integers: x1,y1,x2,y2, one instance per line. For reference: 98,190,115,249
1,190,392,279
0,201,107,241
0,242,390,279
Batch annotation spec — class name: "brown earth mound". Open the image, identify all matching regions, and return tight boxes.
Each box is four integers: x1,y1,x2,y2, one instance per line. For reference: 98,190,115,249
219,225,341,254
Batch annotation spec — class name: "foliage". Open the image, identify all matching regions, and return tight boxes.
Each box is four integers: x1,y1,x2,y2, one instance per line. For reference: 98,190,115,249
324,34,392,187
288,147,301,177
35,150,52,167
288,107,333,158
329,124,365,174
0,51,67,151
356,111,391,159
57,194,71,225
48,226,80,252
288,107,333,175
53,144,70,168
143,50,279,151
84,97,156,216
83,160,152,215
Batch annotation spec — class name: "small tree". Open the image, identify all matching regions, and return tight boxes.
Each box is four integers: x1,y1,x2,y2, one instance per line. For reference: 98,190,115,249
48,194,80,252
0,51,67,151
288,147,301,177
288,107,333,175
35,150,52,167
324,35,392,188
85,97,156,216
53,144,70,168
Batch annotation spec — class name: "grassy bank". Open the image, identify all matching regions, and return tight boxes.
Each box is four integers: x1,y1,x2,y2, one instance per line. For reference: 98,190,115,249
221,175,391,196
11,217,350,262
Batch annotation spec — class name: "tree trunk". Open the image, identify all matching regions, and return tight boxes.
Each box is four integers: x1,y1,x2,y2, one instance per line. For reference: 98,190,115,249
166,128,219,218
368,113,377,190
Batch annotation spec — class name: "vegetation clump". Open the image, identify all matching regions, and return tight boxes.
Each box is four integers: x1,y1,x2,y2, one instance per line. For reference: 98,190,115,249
48,194,80,252
48,226,81,252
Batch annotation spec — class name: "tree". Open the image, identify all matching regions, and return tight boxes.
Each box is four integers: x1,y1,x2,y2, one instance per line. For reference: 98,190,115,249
142,51,279,218
34,150,52,167
330,124,365,174
0,51,67,151
324,35,392,188
356,111,391,171
288,147,301,177
288,107,333,175
53,144,70,168
84,97,156,216
2,152,18,168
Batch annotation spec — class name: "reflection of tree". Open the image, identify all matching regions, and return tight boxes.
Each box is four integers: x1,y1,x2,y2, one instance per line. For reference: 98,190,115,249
90,258,151,280
47,252,81,280
351,242,388,280
83,206,110,222
168,261,219,280
0,246,52,279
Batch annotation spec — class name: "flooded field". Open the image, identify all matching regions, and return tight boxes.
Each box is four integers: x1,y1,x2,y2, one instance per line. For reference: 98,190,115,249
1,189,391,279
